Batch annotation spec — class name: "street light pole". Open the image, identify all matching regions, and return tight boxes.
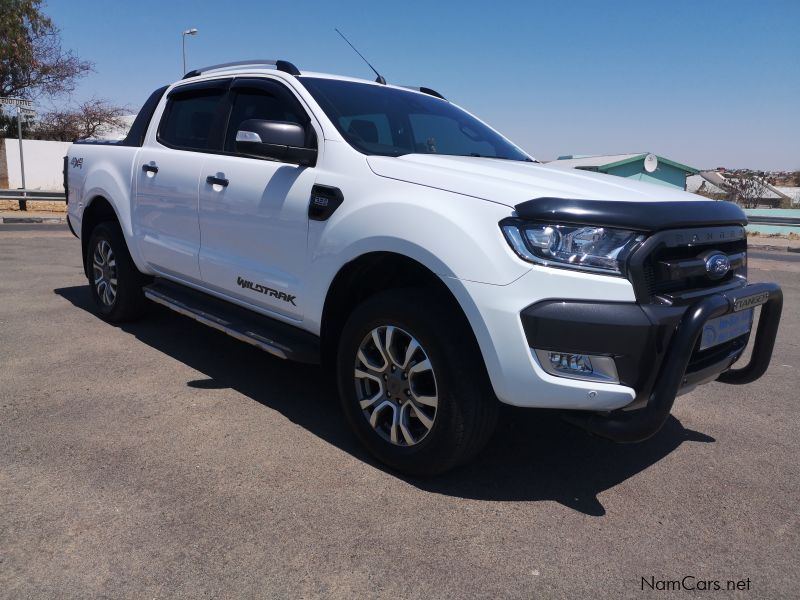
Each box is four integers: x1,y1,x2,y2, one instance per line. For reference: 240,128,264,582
182,28,198,74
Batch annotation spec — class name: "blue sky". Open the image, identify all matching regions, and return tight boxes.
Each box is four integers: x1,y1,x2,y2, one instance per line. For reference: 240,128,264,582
44,0,799,170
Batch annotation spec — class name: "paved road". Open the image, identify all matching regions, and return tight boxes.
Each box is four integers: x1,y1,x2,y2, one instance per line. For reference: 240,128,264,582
1,225,798,599
750,249,800,264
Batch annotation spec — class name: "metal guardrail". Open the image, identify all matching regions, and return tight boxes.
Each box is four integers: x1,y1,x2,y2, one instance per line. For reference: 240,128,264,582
0,189,65,210
746,215,800,227
0,189,66,201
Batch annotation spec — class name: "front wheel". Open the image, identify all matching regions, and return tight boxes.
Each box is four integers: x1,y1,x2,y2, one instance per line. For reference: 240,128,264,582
337,289,498,476
87,221,148,322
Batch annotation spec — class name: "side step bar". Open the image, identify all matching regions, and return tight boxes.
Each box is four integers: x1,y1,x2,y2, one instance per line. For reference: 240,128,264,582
143,280,320,364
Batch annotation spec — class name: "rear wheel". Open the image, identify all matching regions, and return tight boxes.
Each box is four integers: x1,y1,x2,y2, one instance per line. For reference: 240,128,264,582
87,222,148,322
337,289,498,476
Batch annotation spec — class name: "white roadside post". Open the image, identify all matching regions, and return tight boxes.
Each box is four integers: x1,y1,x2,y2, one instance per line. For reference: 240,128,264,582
1,97,35,211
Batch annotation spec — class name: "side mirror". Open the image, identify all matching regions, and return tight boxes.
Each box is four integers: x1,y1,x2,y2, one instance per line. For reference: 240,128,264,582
235,119,317,166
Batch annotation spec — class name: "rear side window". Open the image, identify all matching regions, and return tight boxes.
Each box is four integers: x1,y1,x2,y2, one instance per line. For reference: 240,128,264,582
158,88,226,151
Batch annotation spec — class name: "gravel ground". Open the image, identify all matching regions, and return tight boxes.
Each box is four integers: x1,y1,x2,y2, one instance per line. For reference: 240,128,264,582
1,224,798,599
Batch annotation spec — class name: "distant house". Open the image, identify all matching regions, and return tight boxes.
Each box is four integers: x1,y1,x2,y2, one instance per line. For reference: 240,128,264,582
546,153,699,190
687,171,728,197
689,170,796,207
775,187,800,207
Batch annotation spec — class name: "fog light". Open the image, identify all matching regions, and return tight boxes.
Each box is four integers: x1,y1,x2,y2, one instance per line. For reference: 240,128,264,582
534,349,619,383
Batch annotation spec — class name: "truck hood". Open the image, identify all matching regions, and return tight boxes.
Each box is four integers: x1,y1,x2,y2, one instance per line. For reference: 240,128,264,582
366,154,699,207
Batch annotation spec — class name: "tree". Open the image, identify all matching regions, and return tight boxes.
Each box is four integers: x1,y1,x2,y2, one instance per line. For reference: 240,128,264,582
0,0,93,100
725,171,769,209
0,109,34,137
33,98,129,141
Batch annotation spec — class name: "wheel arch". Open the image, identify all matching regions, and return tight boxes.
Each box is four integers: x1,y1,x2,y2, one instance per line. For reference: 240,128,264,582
80,195,121,278
319,251,484,373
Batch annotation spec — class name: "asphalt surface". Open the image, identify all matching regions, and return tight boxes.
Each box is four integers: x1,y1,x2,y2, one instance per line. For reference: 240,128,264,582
750,249,800,264
1,224,798,599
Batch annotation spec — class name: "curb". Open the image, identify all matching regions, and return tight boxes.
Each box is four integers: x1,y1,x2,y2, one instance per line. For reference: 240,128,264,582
1,217,66,224
749,243,799,253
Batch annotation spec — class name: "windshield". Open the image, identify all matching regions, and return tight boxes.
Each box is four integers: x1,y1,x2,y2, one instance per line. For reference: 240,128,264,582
299,77,531,161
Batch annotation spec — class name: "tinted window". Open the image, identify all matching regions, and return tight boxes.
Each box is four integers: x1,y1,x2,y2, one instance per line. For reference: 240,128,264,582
339,114,393,146
225,81,310,152
299,77,530,161
408,114,495,156
159,89,225,150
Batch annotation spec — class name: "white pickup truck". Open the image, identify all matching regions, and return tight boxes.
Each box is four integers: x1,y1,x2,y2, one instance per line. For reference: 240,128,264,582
65,59,783,475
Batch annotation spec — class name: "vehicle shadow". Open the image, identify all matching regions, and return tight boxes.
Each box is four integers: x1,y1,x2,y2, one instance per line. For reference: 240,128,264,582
55,285,715,516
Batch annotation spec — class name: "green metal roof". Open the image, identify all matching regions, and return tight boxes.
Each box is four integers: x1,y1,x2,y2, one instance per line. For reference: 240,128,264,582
597,153,700,175
553,153,700,175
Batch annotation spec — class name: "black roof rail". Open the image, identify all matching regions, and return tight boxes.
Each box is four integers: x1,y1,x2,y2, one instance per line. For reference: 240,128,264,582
183,59,301,79
401,86,446,100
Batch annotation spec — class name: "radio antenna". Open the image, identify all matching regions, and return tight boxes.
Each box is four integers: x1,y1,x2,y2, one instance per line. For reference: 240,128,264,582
334,28,386,84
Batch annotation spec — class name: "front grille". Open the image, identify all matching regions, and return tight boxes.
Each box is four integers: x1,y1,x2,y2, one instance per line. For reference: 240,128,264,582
627,226,748,304
643,238,746,298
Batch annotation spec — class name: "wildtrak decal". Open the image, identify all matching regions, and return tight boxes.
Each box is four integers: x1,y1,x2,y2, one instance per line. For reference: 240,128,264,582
237,276,297,306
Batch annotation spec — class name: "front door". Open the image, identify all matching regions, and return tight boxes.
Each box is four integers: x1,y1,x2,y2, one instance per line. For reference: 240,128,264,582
198,78,319,320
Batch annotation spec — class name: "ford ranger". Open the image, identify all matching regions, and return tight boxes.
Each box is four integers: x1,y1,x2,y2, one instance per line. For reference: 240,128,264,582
64,59,783,475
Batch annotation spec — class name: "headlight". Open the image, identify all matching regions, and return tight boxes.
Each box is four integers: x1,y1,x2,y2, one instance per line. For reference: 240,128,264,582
500,219,644,275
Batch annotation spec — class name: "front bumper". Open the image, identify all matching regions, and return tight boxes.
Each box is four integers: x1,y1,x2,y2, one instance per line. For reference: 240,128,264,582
523,281,783,442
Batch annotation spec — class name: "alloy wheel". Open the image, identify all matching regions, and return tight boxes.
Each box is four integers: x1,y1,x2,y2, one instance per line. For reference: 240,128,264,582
92,239,118,307
354,325,438,447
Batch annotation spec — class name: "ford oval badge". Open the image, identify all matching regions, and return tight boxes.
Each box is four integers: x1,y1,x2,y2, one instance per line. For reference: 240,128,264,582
705,253,731,279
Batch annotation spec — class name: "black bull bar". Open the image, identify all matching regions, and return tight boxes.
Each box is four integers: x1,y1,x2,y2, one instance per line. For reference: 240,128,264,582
564,281,783,443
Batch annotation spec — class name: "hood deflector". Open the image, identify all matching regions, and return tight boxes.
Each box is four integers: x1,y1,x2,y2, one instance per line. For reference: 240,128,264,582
514,198,747,232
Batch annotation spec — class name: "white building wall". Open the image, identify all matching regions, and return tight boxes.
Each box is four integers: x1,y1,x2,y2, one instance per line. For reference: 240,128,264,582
3,139,72,190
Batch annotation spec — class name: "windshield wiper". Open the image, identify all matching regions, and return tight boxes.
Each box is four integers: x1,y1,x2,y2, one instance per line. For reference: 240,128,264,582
392,152,533,162
463,153,532,162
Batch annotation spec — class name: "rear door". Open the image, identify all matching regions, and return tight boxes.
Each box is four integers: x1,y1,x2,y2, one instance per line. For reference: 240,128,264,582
133,79,229,282
197,77,319,320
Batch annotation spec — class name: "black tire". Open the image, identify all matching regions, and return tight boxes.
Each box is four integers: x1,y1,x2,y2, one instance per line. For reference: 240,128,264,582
86,221,148,322
337,289,498,476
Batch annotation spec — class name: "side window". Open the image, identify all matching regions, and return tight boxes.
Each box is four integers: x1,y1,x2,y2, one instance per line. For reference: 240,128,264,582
158,88,226,151
225,82,310,153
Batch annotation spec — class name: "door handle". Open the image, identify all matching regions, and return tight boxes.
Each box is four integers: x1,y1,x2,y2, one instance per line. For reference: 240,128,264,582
206,175,229,187
142,163,158,174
